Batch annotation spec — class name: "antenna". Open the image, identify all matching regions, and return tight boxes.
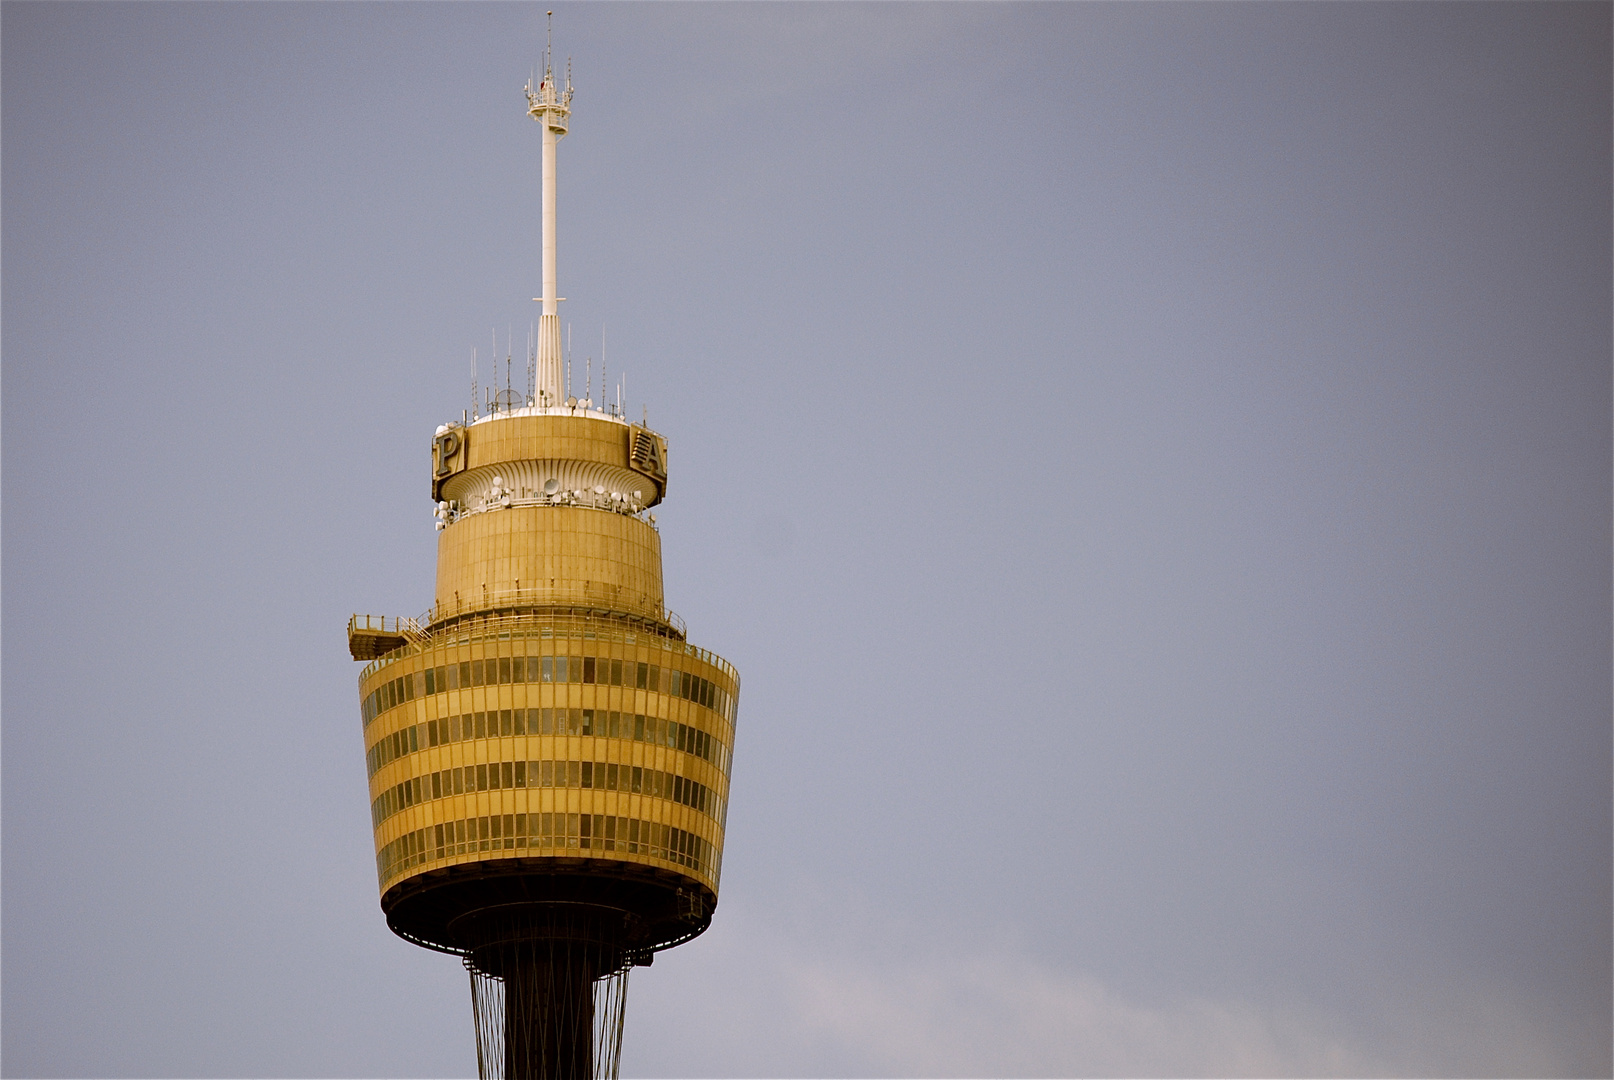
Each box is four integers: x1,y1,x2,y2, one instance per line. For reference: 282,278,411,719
471,346,479,420
600,322,607,419
585,355,592,406
527,12,571,412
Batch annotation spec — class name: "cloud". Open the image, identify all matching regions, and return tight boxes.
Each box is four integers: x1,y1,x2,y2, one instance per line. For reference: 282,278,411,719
627,904,1596,1078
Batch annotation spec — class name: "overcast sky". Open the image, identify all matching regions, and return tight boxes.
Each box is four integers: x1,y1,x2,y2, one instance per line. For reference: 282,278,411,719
3,3,1609,1078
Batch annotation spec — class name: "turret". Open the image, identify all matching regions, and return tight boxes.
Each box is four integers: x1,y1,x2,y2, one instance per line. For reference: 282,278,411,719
347,21,738,1079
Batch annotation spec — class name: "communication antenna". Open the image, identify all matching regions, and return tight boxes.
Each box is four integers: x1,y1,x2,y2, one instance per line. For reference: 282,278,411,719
585,355,592,406
527,323,536,404
600,323,607,419
527,8,572,412
471,346,479,420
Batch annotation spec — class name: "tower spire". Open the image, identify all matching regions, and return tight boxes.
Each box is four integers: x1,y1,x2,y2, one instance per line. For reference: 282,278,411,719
526,13,573,408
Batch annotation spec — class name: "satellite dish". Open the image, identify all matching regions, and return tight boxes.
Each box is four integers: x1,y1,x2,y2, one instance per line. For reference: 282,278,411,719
543,478,560,496
492,475,504,488
593,485,606,495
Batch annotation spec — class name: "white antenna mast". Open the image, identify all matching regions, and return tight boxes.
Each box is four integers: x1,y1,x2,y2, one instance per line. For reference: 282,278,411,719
600,322,607,418
471,346,479,420
526,10,573,411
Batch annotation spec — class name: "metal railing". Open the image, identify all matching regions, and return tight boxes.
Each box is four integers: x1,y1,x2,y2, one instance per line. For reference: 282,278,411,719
356,606,737,686
424,587,685,638
348,613,429,642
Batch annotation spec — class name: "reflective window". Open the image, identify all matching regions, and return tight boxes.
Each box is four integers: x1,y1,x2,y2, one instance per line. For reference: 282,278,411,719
370,755,725,828
366,708,731,777
377,812,719,885
364,654,736,731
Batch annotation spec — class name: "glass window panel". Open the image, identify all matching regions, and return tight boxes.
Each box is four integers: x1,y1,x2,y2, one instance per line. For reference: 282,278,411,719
607,763,619,790
541,657,553,683
634,714,645,741
515,761,526,787
581,761,593,789
582,709,594,736
569,657,582,683
631,766,642,793
471,659,484,686
583,657,596,683
540,708,553,735
636,662,648,689
568,761,580,788
476,764,488,790
611,659,623,686
500,709,512,736
499,658,511,684
502,761,514,788
458,662,471,688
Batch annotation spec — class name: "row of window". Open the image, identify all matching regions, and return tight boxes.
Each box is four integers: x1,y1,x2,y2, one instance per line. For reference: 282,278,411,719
363,656,733,730
366,709,727,778
370,759,724,830
377,812,718,885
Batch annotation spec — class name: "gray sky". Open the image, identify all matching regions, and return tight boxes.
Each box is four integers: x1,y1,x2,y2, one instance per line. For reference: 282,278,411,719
3,3,1609,1077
